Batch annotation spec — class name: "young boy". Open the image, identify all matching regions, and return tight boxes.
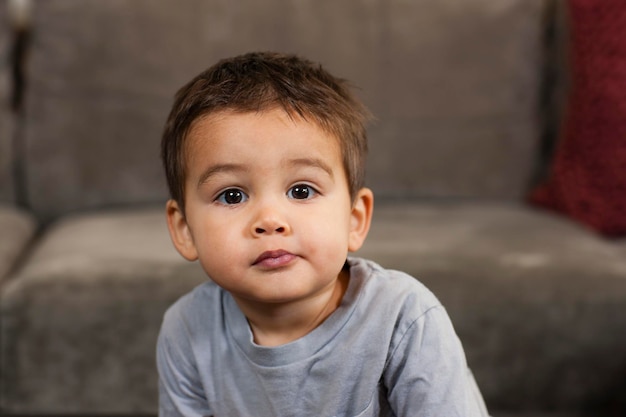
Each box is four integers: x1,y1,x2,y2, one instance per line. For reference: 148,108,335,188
158,51,489,416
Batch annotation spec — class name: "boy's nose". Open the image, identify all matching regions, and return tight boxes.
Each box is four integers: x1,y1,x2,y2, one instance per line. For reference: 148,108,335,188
254,224,286,235
251,207,291,236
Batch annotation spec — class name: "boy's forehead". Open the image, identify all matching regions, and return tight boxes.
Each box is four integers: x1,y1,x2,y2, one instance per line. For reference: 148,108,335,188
179,108,356,198
182,109,346,178
184,108,342,151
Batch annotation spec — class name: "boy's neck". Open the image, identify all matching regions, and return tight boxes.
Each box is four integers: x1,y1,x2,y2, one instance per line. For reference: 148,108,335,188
233,269,350,347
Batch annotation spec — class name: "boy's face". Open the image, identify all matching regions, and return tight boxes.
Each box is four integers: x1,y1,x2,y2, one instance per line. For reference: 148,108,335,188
166,108,372,306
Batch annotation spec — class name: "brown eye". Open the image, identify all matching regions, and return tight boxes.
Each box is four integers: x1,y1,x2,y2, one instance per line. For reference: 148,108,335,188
288,184,316,200
216,189,247,205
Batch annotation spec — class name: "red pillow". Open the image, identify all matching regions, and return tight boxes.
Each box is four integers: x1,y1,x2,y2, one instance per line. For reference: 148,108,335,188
529,0,626,238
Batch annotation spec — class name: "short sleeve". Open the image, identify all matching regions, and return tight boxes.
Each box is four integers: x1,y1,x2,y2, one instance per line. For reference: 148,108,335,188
383,305,489,417
156,306,213,417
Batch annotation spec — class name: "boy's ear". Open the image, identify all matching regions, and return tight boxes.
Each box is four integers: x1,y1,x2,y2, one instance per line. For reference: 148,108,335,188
348,187,374,252
165,199,199,261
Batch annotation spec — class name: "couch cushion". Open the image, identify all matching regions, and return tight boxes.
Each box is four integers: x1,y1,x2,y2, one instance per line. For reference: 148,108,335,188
529,0,626,237
23,0,548,222
365,0,547,201
0,206,36,281
357,202,626,411
0,207,206,413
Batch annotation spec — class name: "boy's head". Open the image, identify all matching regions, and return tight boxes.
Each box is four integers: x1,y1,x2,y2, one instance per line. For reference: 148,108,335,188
161,51,371,212
162,52,375,319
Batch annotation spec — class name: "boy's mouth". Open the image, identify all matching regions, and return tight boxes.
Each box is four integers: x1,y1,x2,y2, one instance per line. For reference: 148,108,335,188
253,250,297,268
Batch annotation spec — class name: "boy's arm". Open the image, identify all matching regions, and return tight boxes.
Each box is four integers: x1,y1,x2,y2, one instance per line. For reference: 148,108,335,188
156,310,213,417
383,305,489,417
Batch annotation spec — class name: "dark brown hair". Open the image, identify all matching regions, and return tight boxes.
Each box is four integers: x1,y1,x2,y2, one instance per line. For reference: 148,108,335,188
161,51,371,212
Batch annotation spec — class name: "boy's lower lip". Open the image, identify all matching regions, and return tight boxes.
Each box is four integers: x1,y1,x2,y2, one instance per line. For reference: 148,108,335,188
253,250,297,269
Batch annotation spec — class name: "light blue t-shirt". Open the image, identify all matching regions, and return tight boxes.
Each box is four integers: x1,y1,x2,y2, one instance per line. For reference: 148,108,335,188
157,257,489,417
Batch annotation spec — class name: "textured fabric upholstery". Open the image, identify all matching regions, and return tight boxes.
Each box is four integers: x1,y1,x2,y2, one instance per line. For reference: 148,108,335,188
22,0,547,221
0,206,36,282
0,0,13,204
1,208,206,412
530,0,626,237
359,202,626,410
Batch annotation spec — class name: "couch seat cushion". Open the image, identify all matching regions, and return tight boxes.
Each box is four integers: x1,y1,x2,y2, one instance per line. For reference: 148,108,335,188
357,201,626,412
0,207,206,413
3,202,626,414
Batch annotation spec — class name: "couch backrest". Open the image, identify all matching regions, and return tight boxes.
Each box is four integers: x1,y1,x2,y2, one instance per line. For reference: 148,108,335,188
0,0,14,204
21,0,551,222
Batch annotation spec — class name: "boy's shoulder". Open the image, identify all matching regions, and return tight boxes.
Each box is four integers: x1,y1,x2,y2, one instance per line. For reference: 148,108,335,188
347,256,443,320
161,279,224,329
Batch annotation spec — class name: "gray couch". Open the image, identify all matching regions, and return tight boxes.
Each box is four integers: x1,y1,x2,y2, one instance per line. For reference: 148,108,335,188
1,0,625,416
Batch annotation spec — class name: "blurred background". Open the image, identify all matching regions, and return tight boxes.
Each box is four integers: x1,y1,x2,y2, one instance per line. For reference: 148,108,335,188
1,0,625,416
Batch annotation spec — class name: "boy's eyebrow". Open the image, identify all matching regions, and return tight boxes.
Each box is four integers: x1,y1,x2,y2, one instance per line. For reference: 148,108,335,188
287,158,335,178
196,158,334,187
197,164,247,187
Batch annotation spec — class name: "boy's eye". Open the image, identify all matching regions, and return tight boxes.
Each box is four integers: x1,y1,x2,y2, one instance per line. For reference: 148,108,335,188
287,184,317,200
216,188,248,205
